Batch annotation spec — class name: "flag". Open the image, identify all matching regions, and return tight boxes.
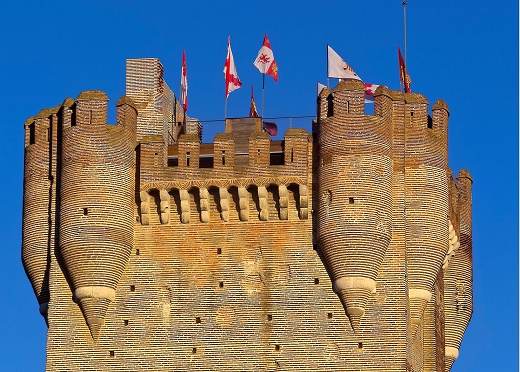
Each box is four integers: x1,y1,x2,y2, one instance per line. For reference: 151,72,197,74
398,47,411,93
263,121,278,136
180,50,188,113
327,45,362,80
317,82,327,96
253,34,278,82
249,85,259,117
224,36,242,98
364,83,380,103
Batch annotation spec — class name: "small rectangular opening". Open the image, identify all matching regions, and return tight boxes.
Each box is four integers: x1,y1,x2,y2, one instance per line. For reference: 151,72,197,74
219,281,224,288
109,350,115,357
136,249,140,256
349,197,354,204
327,312,333,319
29,123,35,144
192,347,197,354
217,248,222,255
314,278,320,285
124,320,129,326
195,317,201,324
186,152,190,166
267,314,273,321
222,151,226,165
358,342,363,349
130,285,135,292
274,344,281,351
83,208,88,215
290,148,294,162
46,127,51,142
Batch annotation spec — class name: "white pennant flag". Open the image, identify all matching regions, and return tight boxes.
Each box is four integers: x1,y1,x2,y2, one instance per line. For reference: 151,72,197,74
317,81,327,96
327,45,362,81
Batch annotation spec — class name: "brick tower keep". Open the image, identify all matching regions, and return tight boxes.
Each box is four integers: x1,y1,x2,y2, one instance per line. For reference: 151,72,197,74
22,58,473,371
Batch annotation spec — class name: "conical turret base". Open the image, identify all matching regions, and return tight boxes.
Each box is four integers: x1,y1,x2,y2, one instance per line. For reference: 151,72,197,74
409,297,428,338
74,286,116,341
338,288,371,333
445,356,455,371
78,297,112,341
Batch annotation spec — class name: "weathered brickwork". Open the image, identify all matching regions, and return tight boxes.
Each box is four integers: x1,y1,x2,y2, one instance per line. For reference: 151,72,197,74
22,58,473,371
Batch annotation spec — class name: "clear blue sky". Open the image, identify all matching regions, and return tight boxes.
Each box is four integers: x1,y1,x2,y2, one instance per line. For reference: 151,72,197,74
1,1,517,370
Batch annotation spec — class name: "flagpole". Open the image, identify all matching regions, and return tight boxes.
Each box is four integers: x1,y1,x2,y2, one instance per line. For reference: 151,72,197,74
403,1,408,67
326,44,330,89
261,73,265,119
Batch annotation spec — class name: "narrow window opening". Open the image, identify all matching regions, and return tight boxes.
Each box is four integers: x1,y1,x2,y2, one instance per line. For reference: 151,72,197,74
136,249,140,256
186,152,190,166
267,314,273,321
154,152,158,156
46,127,51,142
109,350,115,357
349,197,355,204
257,149,261,156
328,190,332,204
427,115,433,129
89,110,93,124
347,101,350,114
195,317,201,324
274,344,281,351
217,248,222,255
192,347,197,354
327,312,333,319
83,208,88,215
358,342,363,349
313,244,318,251
410,111,414,117
124,320,129,326
219,281,224,288
314,278,320,285
130,285,135,292
221,151,226,165
290,148,294,162
29,124,35,145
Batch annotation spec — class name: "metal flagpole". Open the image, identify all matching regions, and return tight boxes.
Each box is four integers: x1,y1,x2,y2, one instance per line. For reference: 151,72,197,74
403,1,408,66
261,73,265,119
326,44,330,89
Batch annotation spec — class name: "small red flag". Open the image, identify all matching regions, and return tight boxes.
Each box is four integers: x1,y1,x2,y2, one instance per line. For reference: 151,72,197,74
398,47,411,93
249,85,259,117
263,121,277,136
180,50,188,112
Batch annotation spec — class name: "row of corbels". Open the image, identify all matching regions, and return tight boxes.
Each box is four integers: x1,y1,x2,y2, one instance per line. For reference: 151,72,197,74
139,185,309,225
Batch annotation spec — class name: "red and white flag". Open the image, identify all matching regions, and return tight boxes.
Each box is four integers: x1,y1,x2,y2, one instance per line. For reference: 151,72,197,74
327,45,362,81
253,34,278,82
364,83,380,103
180,50,188,112
223,36,242,98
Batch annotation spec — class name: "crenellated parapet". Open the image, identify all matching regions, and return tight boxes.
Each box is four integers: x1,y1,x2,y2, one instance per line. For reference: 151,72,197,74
135,124,312,226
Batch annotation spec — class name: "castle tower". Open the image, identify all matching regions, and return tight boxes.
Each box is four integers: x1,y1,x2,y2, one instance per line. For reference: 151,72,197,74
22,107,58,322
57,91,137,340
404,94,450,336
443,169,473,370
317,80,393,332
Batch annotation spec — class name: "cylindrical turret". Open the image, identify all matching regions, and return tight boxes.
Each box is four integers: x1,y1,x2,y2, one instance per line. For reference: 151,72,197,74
404,94,450,335
444,169,473,371
317,80,393,332
22,108,56,322
58,91,136,340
